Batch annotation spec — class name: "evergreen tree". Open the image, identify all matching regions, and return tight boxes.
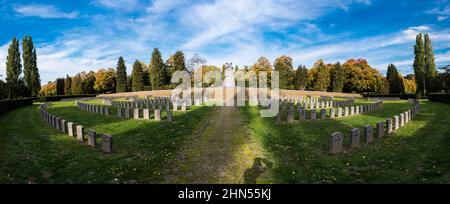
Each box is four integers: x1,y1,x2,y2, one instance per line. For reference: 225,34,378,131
22,36,41,96
330,62,344,92
22,36,33,95
386,64,402,94
149,48,167,90
116,56,128,93
294,65,307,90
64,75,72,95
172,51,186,73
413,33,426,96
30,49,41,96
56,78,65,95
0,80,7,100
71,74,82,94
308,60,331,92
6,37,22,98
274,55,294,89
82,72,96,94
424,34,437,93
126,76,132,92
131,60,145,92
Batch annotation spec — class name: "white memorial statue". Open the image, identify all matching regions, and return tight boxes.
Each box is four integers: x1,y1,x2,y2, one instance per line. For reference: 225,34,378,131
223,63,235,88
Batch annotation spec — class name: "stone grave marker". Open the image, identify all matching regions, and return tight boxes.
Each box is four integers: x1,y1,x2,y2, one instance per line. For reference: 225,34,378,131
88,129,97,147
154,109,161,121
320,109,326,120
350,128,360,149
377,122,384,138
310,109,317,120
68,122,75,137
102,134,112,153
364,125,373,144
76,125,84,141
329,132,344,154
394,115,399,130
386,118,393,134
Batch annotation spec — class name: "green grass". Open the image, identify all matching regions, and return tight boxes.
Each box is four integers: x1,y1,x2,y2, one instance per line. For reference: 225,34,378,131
241,100,450,183
0,101,213,184
0,99,449,184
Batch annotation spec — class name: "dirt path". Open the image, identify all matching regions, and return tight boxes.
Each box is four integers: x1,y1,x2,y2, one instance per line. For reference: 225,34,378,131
162,106,271,184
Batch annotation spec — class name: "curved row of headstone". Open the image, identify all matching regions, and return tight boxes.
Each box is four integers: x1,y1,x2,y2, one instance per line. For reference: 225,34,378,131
39,103,113,153
77,102,110,115
329,100,420,154
116,107,173,122
277,101,383,124
280,98,354,110
111,97,171,109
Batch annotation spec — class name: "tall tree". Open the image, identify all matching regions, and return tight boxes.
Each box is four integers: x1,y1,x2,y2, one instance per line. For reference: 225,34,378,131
56,78,65,95
274,55,294,89
330,62,344,92
71,74,82,95
307,59,331,92
94,68,116,94
22,36,41,96
64,75,72,95
116,56,128,93
424,34,437,93
81,71,96,94
6,38,22,98
149,48,167,90
132,60,145,92
294,65,307,90
22,36,33,95
172,51,187,73
413,33,426,96
30,49,41,96
386,64,402,94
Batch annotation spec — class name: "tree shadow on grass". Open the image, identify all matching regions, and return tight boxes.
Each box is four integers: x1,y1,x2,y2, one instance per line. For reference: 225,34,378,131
243,157,273,184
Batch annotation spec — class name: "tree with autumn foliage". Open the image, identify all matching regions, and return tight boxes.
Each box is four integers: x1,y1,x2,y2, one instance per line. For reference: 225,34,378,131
307,60,331,92
94,68,116,93
274,55,294,89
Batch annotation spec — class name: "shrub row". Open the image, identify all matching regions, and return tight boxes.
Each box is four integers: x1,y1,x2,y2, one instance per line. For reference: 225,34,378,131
38,94,97,102
428,93,450,104
362,94,417,99
0,98,35,115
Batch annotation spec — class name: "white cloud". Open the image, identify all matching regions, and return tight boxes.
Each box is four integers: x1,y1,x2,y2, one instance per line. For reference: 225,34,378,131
92,0,141,12
425,5,450,22
181,0,368,49
13,4,79,19
146,0,185,13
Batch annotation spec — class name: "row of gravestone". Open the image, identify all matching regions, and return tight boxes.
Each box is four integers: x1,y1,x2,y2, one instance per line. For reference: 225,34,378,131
39,103,113,153
77,102,110,115
329,101,420,154
280,96,331,103
111,98,173,110
277,101,383,123
280,99,355,110
116,107,174,122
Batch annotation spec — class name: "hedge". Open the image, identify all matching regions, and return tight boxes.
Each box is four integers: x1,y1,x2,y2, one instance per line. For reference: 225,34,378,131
362,94,417,99
428,93,450,104
0,98,35,115
38,94,97,102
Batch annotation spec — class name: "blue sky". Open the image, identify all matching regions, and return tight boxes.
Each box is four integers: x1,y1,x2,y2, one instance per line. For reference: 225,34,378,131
0,0,449,83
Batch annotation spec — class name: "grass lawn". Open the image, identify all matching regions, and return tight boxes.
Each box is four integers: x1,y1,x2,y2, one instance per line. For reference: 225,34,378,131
0,101,213,184
242,100,450,183
0,99,449,184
